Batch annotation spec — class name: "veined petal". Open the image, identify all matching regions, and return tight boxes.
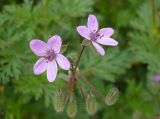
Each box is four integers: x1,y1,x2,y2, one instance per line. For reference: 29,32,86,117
33,58,47,75
99,28,114,37
47,35,62,53
47,61,57,82
30,40,47,56
97,37,118,46
56,54,70,70
87,14,98,32
92,42,105,56
77,26,91,40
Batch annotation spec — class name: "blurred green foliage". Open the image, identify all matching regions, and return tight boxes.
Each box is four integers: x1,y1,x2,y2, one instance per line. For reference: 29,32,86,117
0,0,160,119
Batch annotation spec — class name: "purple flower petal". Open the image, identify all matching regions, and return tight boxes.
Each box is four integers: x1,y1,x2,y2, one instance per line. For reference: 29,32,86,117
99,28,114,37
47,61,57,82
77,26,91,40
87,14,98,32
30,40,47,56
47,35,62,53
56,54,70,70
33,58,47,75
92,42,105,56
97,37,118,46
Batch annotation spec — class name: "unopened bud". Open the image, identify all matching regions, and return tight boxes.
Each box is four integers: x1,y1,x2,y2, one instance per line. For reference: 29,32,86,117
105,87,119,106
53,89,64,112
67,98,77,118
86,94,97,115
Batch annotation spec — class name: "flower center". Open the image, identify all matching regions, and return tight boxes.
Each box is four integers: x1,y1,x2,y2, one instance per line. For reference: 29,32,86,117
89,32,100,41
44,50,56,62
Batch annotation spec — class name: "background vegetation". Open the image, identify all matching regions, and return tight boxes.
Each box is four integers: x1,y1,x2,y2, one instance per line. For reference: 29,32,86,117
0,0,160,119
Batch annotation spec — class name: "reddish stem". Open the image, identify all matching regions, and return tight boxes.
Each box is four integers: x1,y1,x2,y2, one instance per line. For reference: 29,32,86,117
69,67,77,98
76,77,86,102
79,75,105,100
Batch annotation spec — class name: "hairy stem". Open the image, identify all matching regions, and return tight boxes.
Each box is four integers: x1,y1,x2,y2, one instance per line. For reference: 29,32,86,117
65,42,86,101
70,74,75,98
75,45,85,69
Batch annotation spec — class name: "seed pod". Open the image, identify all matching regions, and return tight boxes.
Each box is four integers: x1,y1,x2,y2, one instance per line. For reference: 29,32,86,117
105,87,119,106
86,94,97,115
53,89,64,112
67,98,77,118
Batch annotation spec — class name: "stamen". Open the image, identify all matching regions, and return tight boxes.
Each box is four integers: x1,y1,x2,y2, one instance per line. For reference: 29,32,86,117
44,50,56,62
90,32,100,41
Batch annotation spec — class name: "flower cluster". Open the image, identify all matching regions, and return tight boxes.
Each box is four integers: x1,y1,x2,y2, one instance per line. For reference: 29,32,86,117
30,15,118,81
30,14,119,117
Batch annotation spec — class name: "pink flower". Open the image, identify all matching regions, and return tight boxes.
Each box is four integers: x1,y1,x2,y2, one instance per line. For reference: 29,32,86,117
30,35,70,82
77,14,118,56
154,74,160,81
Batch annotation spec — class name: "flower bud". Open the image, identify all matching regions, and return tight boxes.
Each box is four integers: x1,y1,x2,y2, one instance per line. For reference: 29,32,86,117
82,40,91,46
86,94,97,115
105,87,119,106
53,89,64,112
67,98,77,118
